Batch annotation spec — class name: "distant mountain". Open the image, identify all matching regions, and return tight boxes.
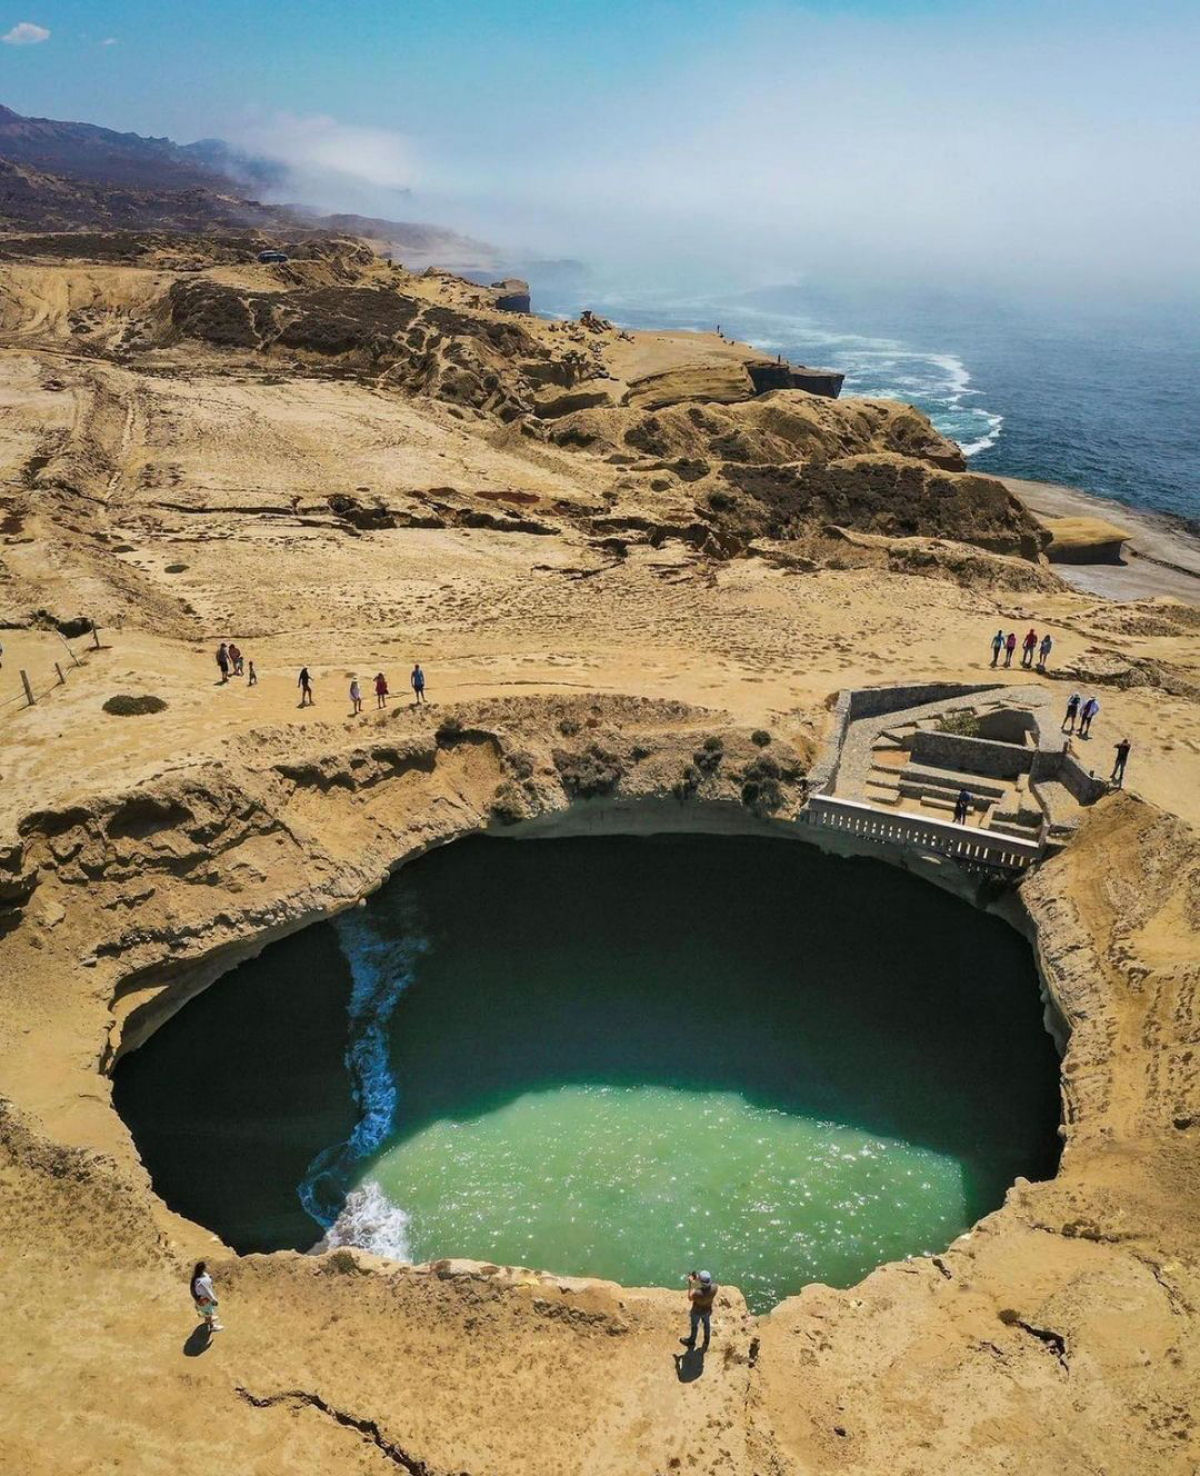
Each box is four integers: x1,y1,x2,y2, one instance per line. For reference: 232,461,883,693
0,103,234,192
0,157,284,234
0,104,495,269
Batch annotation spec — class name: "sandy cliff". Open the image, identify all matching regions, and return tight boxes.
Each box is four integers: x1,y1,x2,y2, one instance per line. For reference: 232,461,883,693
0,233,1198,1475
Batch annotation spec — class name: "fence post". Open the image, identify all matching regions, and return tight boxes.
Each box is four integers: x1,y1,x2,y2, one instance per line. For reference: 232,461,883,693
20,669,34,706
55,662,66,685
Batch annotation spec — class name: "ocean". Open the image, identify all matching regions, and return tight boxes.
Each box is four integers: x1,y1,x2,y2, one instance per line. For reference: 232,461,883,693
536,278,1200,526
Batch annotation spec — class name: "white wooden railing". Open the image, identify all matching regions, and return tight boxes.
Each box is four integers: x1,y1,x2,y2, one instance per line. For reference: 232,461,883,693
805,794,1042,871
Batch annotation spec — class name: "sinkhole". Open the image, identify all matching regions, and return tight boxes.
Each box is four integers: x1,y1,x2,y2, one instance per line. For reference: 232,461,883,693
113,833,1062,1313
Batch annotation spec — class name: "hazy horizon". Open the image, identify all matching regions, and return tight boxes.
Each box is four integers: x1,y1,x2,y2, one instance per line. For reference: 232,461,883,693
3,0,1199,301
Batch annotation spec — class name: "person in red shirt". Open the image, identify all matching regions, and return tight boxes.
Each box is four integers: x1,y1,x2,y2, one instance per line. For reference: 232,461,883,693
374,672,389,709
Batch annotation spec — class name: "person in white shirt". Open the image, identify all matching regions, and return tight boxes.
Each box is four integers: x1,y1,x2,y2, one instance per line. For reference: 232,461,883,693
190,1261,224,1332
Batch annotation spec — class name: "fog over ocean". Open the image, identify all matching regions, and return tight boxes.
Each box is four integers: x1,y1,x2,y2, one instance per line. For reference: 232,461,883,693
538,278,1200,526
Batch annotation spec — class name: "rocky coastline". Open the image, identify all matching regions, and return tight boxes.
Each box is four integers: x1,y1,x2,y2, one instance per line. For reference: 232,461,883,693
0,233,1198,1475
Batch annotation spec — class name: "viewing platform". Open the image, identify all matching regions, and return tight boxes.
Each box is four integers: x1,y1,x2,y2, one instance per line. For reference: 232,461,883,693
804,681,1110,874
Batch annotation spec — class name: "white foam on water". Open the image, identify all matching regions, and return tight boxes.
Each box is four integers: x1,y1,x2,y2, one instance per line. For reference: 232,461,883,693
321,1179,413,1262
572,285,1006,464
297,896,429,1232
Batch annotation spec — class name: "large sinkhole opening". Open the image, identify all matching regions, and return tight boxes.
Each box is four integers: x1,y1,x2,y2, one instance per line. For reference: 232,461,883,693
114,834,1061,1313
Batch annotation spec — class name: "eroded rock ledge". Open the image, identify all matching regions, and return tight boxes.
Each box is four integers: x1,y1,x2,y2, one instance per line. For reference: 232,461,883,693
1,694,1197,1475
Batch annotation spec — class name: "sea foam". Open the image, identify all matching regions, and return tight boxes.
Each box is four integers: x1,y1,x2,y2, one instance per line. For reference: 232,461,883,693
298,896,428,1235
320,1179,413,1261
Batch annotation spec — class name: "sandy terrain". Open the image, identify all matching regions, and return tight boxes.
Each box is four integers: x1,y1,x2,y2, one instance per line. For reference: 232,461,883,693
0,237,1198,1475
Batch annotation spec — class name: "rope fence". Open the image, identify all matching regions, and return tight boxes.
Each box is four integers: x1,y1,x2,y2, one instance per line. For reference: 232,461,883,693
0,620,101,717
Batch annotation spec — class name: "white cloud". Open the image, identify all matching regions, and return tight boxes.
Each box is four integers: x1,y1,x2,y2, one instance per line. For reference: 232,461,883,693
2,20,50,45
100,36,118,47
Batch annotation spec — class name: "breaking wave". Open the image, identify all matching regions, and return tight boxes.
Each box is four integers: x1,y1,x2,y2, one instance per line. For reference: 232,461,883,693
298,896,429,1239
319,1179,413,1261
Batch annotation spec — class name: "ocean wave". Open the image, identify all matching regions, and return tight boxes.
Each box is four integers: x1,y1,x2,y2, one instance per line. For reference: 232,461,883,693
318,1178,413,1261
297,896,429,1233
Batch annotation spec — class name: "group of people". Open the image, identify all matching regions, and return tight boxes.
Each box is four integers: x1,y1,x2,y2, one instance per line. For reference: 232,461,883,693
1061,691,1100,738
1061,694,1132,783
215,641,257,686
214,651,428,710
347,664,426,714
990,627,1052,671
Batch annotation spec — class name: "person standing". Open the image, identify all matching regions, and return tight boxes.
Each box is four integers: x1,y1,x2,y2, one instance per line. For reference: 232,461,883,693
216,643,230,683
954,788,972,825
374,672,389,709
298,666,314,707
1111,738,1131,786
990,629,1005,667
1022,628,1038,668
349,677,363,715
1079,696,1100,738
1037,633,1053,671
411,662,426,705
1062,692,1081,732
247,660,258,687
190,1261,223,1332
228,642,243,677
682,1271,716,1351
1004,632,1017,667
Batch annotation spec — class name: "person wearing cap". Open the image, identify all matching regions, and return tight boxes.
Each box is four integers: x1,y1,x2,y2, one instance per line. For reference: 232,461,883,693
682,1270,717,1351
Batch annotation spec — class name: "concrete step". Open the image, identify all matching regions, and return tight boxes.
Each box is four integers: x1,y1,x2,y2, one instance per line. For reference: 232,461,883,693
899,763,1009,801
879,726,916,744
868,761,903,779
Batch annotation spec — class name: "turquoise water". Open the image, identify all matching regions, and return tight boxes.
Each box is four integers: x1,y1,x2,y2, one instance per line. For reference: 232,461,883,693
115,835,1060,1312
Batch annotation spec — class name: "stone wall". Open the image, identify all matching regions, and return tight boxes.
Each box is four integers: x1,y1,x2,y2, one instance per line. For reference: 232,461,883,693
910,730,1034,780
810,681,1005,792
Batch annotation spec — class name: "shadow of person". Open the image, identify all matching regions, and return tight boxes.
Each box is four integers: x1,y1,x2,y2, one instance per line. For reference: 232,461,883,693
673,1345,706,1383
183,1323,212,1357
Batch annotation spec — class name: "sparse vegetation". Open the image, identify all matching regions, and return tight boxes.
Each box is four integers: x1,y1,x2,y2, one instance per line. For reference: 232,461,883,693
751,729,772,747
164,563,187,574
937,710,982,738
693,735,724,774
103,694,167,716
553,743,623,798
740,754,784,815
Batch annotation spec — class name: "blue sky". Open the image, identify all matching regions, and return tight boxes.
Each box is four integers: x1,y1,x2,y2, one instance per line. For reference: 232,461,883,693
3,1,1199,289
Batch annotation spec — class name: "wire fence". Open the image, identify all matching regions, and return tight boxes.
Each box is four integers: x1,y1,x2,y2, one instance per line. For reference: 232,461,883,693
0,623,102,718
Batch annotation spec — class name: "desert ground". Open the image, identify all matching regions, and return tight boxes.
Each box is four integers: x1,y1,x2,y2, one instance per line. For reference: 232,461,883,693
1,234,1197,1475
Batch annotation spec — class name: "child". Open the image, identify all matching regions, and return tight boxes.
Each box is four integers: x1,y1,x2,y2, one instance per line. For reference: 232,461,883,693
349,677,363,715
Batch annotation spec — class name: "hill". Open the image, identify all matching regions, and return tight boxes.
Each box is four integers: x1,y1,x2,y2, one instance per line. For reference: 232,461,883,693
0,104,493,269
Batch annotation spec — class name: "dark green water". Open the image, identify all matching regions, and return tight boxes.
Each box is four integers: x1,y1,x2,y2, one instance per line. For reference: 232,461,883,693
114,835,1061,1311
